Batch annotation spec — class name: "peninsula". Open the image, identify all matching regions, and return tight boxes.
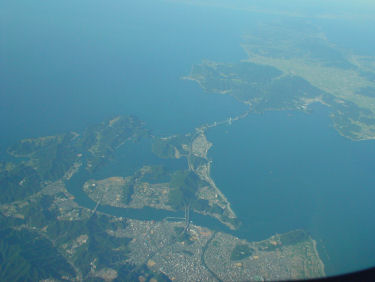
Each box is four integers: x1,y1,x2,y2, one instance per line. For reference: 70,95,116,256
184,24,375,141
0,115,326,281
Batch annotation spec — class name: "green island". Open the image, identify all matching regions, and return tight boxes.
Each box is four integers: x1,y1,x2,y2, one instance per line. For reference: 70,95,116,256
0,116,325,280
184,24,375,141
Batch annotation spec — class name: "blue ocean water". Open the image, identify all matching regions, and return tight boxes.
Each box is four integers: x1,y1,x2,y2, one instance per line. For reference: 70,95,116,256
319,18,375,56
207,106,375,275
1,0,375,277
0,0,251,147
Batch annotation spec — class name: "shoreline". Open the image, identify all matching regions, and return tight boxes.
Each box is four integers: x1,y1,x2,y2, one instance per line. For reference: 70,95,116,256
189,111,250,229
313,239,326,277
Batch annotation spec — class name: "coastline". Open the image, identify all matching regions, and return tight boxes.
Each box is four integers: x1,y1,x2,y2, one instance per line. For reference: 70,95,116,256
188,111,250,229
313,239,326,277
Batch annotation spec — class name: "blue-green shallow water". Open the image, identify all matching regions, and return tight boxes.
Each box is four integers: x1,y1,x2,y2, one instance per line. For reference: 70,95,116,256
92,138,187,180
207,105,375,276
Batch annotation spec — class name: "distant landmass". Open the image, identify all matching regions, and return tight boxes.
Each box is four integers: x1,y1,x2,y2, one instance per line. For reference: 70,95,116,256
184,24,375,141
0,115,325,281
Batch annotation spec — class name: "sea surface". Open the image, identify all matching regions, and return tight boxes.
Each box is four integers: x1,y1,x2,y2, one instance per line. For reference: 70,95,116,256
0,0,250,146
207,106,375,275
1,0,375,277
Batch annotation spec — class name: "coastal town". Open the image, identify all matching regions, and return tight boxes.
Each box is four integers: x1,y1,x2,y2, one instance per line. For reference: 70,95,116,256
0,115,326,281
112,218,325,281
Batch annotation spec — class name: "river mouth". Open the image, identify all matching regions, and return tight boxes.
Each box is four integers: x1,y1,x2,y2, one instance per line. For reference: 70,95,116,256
64,137,233,234
64,104,375,276
3,0,375,278
65,167,233,234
